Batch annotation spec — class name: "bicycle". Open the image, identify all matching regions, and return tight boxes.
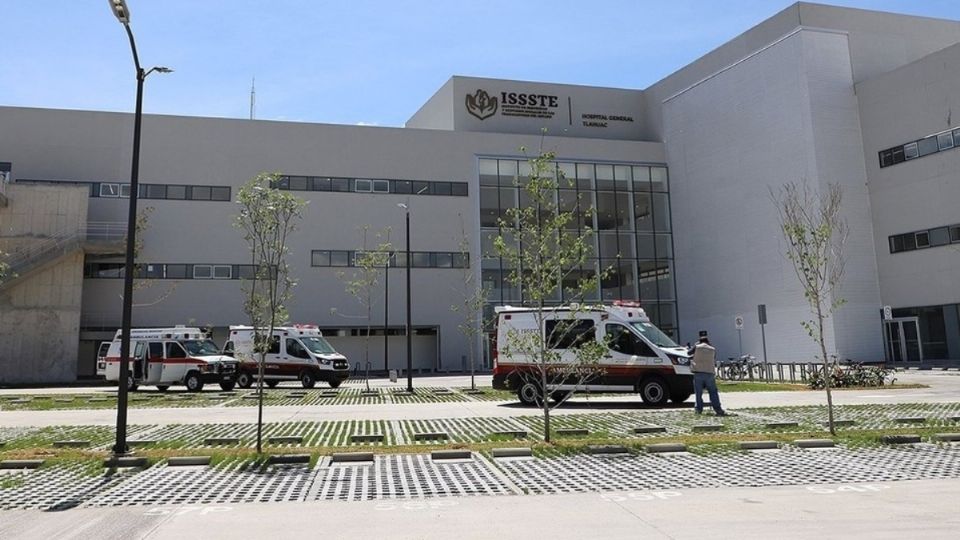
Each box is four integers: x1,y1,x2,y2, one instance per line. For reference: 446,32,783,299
719,355,759,381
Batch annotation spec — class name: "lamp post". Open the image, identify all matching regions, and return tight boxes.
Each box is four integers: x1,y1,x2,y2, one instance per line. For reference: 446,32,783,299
397,203,413,392
107,0,172,456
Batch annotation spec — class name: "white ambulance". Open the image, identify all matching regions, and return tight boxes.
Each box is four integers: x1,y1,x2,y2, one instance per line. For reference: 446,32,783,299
492,301,693,406
223,325,350,389
99,326,238,392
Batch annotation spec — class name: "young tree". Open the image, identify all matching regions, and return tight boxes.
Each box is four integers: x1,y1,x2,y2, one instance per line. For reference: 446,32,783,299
340,226,391,391
235,173,306,453
495,145,608,443
450,215,487,391
771,181,848,435
122,207,178,307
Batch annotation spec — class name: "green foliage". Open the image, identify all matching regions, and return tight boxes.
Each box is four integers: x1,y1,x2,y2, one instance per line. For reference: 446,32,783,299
339,226,391,381
0,248,11,286
451,215,487,390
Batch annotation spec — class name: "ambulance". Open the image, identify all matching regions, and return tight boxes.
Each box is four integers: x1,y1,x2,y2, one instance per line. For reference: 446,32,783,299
492,301,693,406
98,326,238,392
223,325,350,389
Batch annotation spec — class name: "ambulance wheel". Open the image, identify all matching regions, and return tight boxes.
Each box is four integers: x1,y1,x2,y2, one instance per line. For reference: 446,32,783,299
236,371,254,389
266,380,279,389
156,385,169,393
185,372,204,393
517,381,544,407
328,379,342,389
670,391,692,404
639,377,669,406
219,382,236,391
300,371,316,389
126,375,138,392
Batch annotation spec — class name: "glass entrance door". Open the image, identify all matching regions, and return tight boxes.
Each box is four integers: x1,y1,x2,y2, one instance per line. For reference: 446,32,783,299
884,317,923,363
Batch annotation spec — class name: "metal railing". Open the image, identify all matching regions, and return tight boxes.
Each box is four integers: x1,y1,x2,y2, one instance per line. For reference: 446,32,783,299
4,221,126,276
716,361,830,383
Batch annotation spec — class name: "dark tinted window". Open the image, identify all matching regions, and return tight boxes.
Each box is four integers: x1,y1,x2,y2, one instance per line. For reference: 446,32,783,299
191,186,212,200
148,342,164,359
605,323,656,357
167,185,187,199
166,342,187,358
545,319,596,349
211,186,231,201
451,183,468,196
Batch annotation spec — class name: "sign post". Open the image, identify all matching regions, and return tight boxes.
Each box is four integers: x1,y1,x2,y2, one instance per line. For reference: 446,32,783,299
734,315,744,359
758,304,768,373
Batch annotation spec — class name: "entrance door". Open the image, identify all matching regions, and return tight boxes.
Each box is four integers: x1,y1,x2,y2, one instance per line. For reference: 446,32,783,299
884,317,923,363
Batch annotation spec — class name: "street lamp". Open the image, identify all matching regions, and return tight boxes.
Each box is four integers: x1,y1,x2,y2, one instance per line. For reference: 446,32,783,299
397,202,413,392
108,0,172,456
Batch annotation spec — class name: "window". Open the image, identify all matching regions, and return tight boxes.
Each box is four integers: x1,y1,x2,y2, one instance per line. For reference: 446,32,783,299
331,178,350,192
167,185,187,199
311,250,331,267
120,184,131,198
915,231,930,248
268,336,280,355
166,342,187,359
451,183,468,196
148,342,164,359
434,253,452,268
952,226,960,243
193,265,213,279
433,182,452,196
890,235,904,253
605,323,655,357
100,183,120,197
288,176,309,191
313,177,331,191
938,132,954,151
394,180,412,194
904,142,919,160
412,181,430,195
285,338,310,359
355,179,372,192
930,227,950,247
222,341,235,356
373,180,390,193
235,265,256,279
142,264,164,278
213,265,232,279
166,264,188,279
144,184,166,199
903,233,917,251
917,136,939,157
412,252,432,267
545,319,596,349
211,186,231,201
330,251,350,267
191,186,212,200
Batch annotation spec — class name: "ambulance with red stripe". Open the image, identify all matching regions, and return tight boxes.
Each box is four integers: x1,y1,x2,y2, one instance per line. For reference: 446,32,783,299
98,326,238,392
223,325,350,389
492,301,693,406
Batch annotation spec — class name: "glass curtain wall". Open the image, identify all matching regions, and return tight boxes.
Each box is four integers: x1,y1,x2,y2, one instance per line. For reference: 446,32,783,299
479,157,678,337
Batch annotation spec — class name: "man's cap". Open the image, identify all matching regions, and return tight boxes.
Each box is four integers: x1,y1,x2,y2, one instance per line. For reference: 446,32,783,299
698,330,708,338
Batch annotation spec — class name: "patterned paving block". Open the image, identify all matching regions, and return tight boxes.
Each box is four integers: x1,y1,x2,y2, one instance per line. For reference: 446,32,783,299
86,459,314,506
0,462,136,510
314,454,514,501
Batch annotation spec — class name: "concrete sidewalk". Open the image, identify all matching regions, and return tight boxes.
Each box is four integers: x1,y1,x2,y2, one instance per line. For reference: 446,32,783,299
2,478,958,539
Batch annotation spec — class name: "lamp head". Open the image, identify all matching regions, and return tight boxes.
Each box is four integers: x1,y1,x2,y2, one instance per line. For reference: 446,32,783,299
108,0,130,23
155,67,174,74
397,203,408,209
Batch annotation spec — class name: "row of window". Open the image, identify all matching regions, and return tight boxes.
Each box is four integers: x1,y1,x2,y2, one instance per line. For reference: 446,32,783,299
479,159,669,193
310,250,469,269
84,263,263,280
18,179,232,201
889,223,960,253
273,175,468,197
878,127,960,168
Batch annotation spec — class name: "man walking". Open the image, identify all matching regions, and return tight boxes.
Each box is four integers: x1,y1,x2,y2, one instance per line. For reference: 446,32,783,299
690,333,727,416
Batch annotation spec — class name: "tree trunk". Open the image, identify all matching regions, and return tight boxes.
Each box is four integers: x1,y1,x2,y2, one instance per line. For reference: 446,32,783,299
817,303,836,435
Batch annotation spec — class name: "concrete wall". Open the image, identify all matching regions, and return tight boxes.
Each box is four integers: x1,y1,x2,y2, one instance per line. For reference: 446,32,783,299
856,41,960,309
0,184,88,383
663,29,882,363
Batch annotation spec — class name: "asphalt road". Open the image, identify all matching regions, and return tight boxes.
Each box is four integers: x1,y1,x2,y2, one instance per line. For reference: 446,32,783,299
2,478,958,539
1,371,957,427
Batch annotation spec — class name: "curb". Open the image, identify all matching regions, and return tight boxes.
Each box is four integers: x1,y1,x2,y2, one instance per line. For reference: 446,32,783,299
413,432,449,441
587,445,629,455
822,420,856,427
349,434,385,443
267,454,310,465
268,436,304,445
331,452,374,463
491,447,532,458
204,437,240,446
645,443,687,453
933,433,960,442
556,428,589,436
765,422,799,429
633,426,667,434
167,456,212,467
739,440,779,450
894,417,926,424
692,424,724,433
431,450,472,460
794,439,835,449
490,430,528,439
104,456,149,468
0,459,44,469
52,440,91,448
880,434,921,445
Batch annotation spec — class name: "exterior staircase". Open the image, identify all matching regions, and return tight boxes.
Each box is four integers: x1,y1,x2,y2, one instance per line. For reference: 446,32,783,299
0,222,126,291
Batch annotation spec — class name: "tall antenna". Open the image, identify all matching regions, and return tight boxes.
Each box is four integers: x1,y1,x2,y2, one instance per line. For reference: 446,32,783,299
249,77,256,120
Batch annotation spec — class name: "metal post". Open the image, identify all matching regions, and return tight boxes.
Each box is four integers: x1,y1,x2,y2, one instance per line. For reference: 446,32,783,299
383,253,384,373
737,328,742,359
114,25,146,457
405,210,413,392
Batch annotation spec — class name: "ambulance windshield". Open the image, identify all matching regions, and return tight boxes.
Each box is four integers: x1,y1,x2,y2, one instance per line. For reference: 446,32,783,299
630,322,679,348
301,336,337,355
181,339,222,356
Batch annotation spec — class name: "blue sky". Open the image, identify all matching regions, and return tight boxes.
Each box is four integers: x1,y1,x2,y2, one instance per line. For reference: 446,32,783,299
2,1,959,127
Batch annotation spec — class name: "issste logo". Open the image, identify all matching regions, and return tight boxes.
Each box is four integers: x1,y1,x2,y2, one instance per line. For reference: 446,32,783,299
465,89,498,120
